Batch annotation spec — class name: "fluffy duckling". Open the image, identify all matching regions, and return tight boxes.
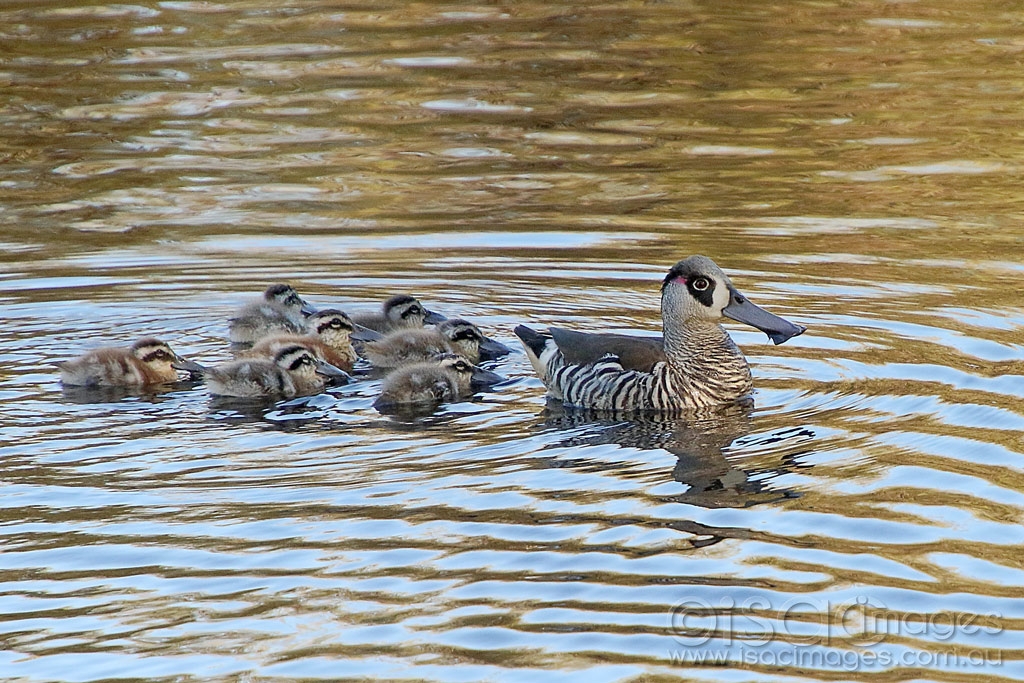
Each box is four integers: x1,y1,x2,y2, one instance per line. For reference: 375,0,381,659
57,337,203,387
228,283,317,344
350,294,446,334
373,353,503,412
362,318,510,368
204,344,349,398
245,309,358,372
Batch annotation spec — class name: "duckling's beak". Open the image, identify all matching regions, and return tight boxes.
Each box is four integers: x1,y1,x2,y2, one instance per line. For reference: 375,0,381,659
478,336,513,361
300,300,318,317
424,309,447,325
350,324,383,343
172,356,206,378
315,359,351,384
470,365,504,389
722,287,806,345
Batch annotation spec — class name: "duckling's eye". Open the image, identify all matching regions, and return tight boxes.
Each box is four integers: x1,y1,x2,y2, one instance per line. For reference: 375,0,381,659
692,277,711,291
455,361,471,372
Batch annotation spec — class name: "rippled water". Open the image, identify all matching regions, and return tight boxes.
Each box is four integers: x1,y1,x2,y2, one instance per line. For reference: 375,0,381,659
3,1,1024,681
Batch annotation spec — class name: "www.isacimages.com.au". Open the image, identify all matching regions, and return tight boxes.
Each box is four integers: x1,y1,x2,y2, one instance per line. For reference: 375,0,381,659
668,647,1003,671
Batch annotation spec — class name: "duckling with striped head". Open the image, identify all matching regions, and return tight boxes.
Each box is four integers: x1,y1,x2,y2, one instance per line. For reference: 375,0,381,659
57,337,203,387
228,283,317,344
245,309,358,372
204,344,348,398
361,318,511,369
350,294,446,334
373,352,503,412
515,255,805,413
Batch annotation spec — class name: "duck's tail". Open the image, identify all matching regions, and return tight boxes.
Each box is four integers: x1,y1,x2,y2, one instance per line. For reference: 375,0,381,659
513,325,563,397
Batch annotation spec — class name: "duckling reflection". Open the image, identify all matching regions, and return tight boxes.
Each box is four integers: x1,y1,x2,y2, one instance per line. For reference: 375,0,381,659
538,399,811,509
351,294,446,334
362,318,511,368
228,283,317,344
244,309,358,372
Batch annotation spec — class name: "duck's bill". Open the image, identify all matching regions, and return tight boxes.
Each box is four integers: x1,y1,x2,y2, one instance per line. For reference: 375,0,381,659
723,289,806,345
424,309,447,324
470,366,504,389
315,360,351,383
478,336,512,361
300,300,318,316
350,324,383,343
172,357,206,376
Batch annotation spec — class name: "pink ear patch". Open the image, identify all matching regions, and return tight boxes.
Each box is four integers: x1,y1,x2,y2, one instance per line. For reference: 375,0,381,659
673,276,688,285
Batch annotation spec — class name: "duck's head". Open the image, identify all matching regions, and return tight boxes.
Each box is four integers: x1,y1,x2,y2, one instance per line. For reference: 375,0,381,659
661,255,805,345
264,283,317,316
383,294,446,328
440,318,512,361
308,309,355,341
133,337,204,376
273,344,349,382
438,319,485,359
432,352,503,391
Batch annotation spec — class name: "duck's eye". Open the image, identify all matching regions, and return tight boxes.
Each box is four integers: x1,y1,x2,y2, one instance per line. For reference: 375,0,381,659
692,277,710,291
455,361,470,371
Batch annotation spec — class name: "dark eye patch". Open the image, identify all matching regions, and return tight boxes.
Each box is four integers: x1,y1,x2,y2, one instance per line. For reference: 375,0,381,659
141,349,173,363
686,276,715,307
402,306,422,318
287,354,314,371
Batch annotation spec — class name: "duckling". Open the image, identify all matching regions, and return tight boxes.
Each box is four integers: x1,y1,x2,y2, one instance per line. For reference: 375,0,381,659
228,283,317,344
362,318,511,368
204,344,349,398
373,353,503,412
57,337,203,387
350,294,446,334
245,309,358,372
515,255,805,413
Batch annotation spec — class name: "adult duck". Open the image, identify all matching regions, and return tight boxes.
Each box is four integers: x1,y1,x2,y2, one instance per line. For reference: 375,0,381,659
514,255,805,412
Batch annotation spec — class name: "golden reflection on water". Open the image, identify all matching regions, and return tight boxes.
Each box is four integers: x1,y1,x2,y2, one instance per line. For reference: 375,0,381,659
1,0,1024,681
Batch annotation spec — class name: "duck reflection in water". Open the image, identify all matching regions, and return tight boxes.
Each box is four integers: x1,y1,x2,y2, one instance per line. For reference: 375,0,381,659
537,398,813,511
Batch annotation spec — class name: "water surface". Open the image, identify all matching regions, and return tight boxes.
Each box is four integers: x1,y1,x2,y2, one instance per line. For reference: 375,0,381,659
2,1,1023,681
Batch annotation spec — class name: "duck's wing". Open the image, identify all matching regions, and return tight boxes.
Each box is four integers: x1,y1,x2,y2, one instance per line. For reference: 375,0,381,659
549,327,666,373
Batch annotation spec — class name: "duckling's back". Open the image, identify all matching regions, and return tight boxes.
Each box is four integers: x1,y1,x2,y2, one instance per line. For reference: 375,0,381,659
205,358,297,397
228,302,306,344
362,328,450,368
